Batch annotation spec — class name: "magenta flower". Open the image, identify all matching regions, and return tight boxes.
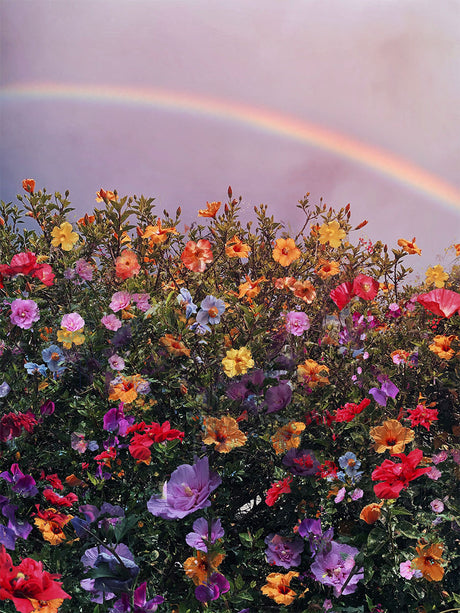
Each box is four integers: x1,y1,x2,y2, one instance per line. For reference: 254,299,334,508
195,573,229,603
61,312,85,331
430,499,444,513
185,517,224,552
102,314,123,331
10,299,40,329
147,456,221,520
285,311,310,336
103,403,134,437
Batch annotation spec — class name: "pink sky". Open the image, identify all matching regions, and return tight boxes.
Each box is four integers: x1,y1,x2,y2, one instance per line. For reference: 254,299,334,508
1,0,459,277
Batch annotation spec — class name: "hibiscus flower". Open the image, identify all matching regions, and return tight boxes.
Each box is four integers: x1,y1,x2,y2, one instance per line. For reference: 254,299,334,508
272,238,301,267
371,448,430,499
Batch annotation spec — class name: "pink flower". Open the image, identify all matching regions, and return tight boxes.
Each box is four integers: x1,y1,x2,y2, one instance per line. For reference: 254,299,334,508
426,467,442,481
432,451,448,465
74,259,94,281
132,293,151,312
351,488,363,501
285,311,310,336
334,487,346,503
400,560,418,579
109,291,131,312
108,354,125,371
61,312,85,331
101,314,122,331
10,299,40,329
430,499,444,513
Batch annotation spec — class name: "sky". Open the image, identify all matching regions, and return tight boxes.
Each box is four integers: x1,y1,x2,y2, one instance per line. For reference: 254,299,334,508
1,0,459,277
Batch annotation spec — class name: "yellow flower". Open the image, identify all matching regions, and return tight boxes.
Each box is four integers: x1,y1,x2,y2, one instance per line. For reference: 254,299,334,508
222,347,254,377
57,328,85,349
318,220,346,248
425,265,448,288
51,222,79,251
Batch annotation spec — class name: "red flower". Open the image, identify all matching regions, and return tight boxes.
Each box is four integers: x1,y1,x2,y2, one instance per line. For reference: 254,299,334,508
43,489,78,508
265,476,292,506
31,263,55,286
417,288,460,318
0,412,37,442
128,421,184,464
371,448,431,499
335,398,370,423
319,460,338,480
407,404,438,431
352,274,379,300
8,251,38,275
330,281,353,310
0,545,70,613
43,473,64,491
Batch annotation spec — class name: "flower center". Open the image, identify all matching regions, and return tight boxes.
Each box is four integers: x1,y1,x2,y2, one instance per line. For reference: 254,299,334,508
208,306,219,318
386,438,397,447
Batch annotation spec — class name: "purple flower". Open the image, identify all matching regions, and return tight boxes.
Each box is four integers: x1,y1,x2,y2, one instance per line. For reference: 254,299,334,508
81,543,139,596
285,311,310,336
103,403,134,437
10,299,40,329
351,488,363,501
298,518,334,557
264,533,304,569
75,258,94,281
195,572,230,603
110,291,131,312
177,288,197,319
369,375,399,406
109,354,125,371
196,295,226,325
282,449,320,477
0,382,11,397
132,293,151,313
61,312,85,331
0,464,38,497
147,456,221,520
334,487,346,503
426,467,442,481
310,541,363,596
185,517,224,551
0,499,33,549
40,400,55,416
265,383,292,413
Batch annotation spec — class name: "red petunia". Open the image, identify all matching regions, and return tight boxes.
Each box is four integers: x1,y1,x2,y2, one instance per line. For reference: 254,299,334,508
330,281,353,310
265,476,292,506
371,448,431,499
417,288,460,318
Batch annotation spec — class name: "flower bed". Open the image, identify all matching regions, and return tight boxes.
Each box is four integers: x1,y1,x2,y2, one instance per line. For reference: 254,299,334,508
0,182,459,613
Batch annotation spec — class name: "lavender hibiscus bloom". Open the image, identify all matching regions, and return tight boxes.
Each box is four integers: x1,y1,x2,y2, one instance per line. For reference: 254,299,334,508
81,543,139,599
264,534,304,569
310,541,364,596
265,383,292,413
186,517,224,551
147,456,221,520
282,448,320,476
10,299,40,329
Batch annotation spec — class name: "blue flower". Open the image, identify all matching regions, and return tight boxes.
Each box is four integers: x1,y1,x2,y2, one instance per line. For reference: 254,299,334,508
42,344,66,373
177,288,197,319
0,382,11,398
338,452,363,483
24,361,47,376
196,295,226,325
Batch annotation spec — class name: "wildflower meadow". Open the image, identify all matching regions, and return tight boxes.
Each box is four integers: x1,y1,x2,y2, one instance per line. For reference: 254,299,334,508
0,181,459,613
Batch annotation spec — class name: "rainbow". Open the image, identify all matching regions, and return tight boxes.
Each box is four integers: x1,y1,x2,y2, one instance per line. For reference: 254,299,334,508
2,81,460,212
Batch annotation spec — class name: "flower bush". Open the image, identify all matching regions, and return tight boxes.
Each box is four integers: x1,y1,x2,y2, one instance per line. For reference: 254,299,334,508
0,183,459,613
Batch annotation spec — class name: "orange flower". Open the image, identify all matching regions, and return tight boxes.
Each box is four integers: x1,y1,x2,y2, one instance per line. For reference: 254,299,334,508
429,334,458,360
202,416,247,453
292,280,316,303
272,238,301,267
369,419,415,454
108,374,147,404
413,542,445,581
398,237,422,255
359,502,384,524
274,276,296,290
225,235,250,258
238,275,266,299
261,571,299,605
198,201,221,217
297,359,330,388
22,178,36,193
454,243,460,256
142,219,178,245
181,239,213,272
28,599,65,613
160,334,191,357
271,421,306,454
77,214,96,226
115,250,140,280
315,258,340,279
96,188,117,202
184,551,225,585
33,508,72,545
